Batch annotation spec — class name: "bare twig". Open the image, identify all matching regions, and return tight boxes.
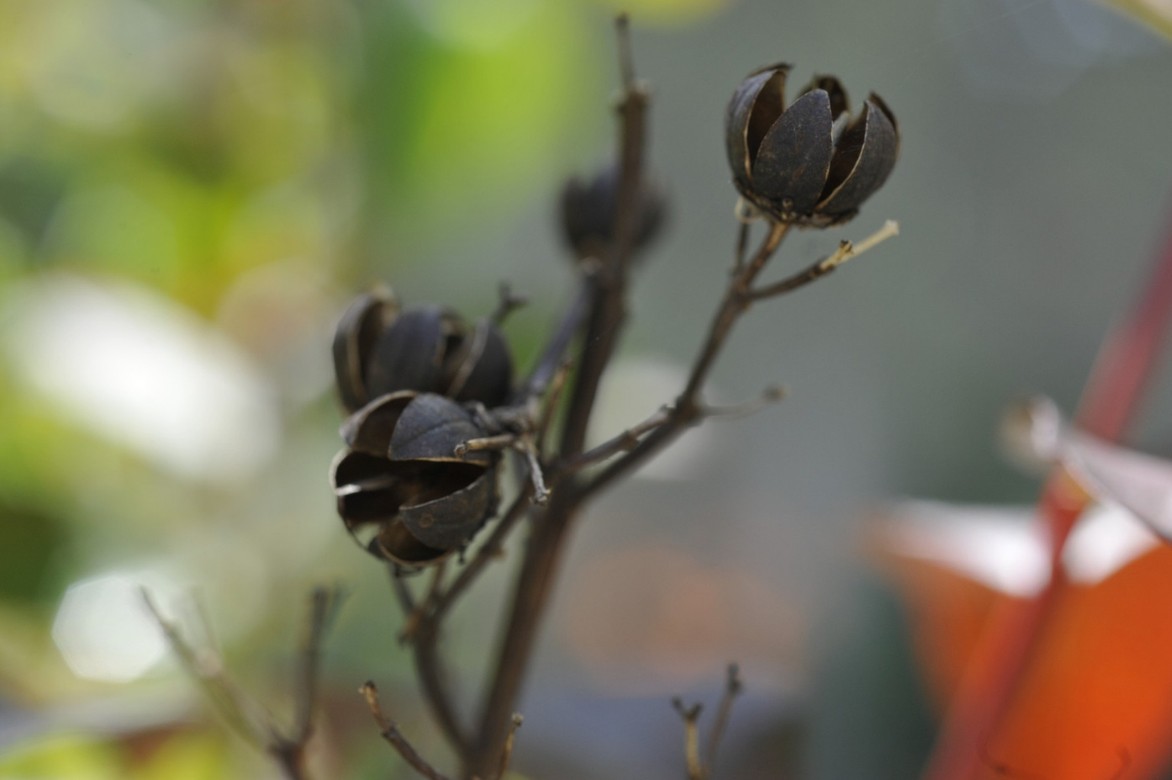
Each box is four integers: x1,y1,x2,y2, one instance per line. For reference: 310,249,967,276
672,698,705,780
293,587,344,744
704,664,743,774
747,220,899,301
142,589,267,750
496,714,524,780
515,438,550,505
702,386,786,419
391,564,470,756
465,17,650,777
578,222,788,501
400,563,448,643
455,433,517,458
492,283,527,324
271,587,345,777
533,360,572,449
389,565,418,618
732,220,751,275
402,489,537,761
519,286,591,401
563,405,672,471
360,682,453,780
144,587,342,780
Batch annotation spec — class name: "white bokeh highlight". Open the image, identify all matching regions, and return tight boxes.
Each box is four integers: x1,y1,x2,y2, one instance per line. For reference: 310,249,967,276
1,274,280,485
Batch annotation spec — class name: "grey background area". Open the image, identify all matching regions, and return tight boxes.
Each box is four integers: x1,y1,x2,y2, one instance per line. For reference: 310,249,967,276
421,0,1172,776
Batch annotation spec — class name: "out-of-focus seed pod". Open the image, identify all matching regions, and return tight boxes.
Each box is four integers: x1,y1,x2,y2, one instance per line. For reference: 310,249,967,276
726,64,899,227
560,165,666,260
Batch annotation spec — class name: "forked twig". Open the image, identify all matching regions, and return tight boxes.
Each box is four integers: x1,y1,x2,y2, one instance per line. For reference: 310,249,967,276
672,698,705,780
361,682,453,780
142,589,266,749
143,586,343,780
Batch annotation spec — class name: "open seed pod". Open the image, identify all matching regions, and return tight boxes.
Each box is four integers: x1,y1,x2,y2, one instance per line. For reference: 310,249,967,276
332,296,514,411
444,318,513,407
332,289,398,413
332,392,498,567
725,64,899,227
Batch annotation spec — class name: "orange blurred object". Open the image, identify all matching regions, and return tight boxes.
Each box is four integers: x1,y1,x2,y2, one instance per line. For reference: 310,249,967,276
877,506,1172,779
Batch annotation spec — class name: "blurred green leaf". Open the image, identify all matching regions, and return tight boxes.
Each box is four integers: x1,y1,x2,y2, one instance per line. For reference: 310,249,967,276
0,734,123,778
352,2,602,254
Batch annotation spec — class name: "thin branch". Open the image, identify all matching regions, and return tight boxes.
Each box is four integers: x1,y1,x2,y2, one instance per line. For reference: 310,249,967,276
747,220,899,301
142,589,267,750
360,682,453,780
679,221,789,404
496,714,524,780
270,587,345,778
455,433,516,458
519,285,591,401
672,698,705,780
388,565,418,618
704,663,743,774
391,562,470,757
702,385,786,418
533,360,572,451
399,564,448,643
614,12,637,91
403,489,536,761
465,16,650,777
293,587,344,744
732,220,751,275
515,438,550,505
579,223,788,501
557,15,649,459
492,283,528,325
563,405,672,472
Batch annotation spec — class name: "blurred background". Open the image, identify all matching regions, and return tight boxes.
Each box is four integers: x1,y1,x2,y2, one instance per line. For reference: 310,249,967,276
1,0,1171,777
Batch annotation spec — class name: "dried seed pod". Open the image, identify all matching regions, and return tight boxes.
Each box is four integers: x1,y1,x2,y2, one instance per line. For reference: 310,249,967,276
331,297,514,411
444,318,513,407
560,164,666,260
365,305,465,401
332,290,397,413
332,392,499,567
726,64,898,227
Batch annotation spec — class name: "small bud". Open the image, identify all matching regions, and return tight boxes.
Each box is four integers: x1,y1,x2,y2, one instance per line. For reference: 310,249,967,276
560,165,666,259
332,297,514,412
726,64,898,227
332,392,499,567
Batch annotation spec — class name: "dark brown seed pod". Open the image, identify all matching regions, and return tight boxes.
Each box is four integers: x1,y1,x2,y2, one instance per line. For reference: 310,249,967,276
445,318,513,408
331,392,499,568
332,289,397,413
332,296,515,410
725,64,898,227
388,392,492,465
365,305,464,401
559,164,666,260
